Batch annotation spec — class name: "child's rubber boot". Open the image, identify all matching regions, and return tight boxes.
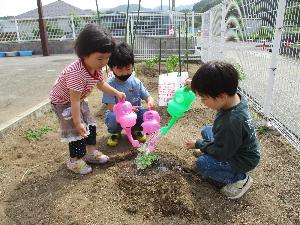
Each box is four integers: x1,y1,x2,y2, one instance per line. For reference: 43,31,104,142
133,130,147,143
107,132,121,147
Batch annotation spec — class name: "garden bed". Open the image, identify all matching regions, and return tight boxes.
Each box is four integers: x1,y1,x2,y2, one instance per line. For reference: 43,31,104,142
0,63,299,225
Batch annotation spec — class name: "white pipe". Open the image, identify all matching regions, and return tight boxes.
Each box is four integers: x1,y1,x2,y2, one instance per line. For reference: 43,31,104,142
220,1,227,60
15,18,20,42
263,0,287,119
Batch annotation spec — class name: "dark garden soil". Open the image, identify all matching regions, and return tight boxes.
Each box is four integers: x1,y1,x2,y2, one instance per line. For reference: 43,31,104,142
0,63,299,225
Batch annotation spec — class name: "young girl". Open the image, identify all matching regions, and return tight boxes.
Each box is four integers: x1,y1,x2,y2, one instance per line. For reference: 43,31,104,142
50,24,125,175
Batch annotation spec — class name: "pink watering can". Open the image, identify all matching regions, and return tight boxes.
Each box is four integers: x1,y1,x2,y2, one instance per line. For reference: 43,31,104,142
113,97,140,147
141,109,161,152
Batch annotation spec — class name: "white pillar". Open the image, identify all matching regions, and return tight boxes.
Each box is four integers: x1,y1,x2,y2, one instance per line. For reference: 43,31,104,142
192,11,195,34
70,16,76,40
14,18,20,42
263,0,287,119
126,15,130,44
220,1,227,60
208,10,214,61
130,15,134,45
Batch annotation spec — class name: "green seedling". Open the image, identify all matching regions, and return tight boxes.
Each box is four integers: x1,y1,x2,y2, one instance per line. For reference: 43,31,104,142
145,56,160,69
166,55,179,72
135,144,159,170
256,127,266,135
24,126,53,141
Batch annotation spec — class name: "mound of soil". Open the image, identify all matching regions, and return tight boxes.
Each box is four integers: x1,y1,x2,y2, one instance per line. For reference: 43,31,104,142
117,154,197,218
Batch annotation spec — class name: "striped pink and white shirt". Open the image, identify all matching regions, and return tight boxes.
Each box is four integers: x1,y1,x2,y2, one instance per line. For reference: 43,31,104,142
50,58,103,104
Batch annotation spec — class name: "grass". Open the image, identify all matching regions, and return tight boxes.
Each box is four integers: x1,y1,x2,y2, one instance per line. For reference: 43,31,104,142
24,126,53,141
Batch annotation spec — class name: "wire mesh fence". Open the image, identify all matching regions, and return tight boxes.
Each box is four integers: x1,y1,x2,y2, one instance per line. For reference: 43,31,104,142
0,12,202,60
201,0,300,151
0,12,202,42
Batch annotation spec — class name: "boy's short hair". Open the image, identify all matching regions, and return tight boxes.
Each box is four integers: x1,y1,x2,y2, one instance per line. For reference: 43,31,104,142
75,24,115,57
108,42,134,68
191,61,239,98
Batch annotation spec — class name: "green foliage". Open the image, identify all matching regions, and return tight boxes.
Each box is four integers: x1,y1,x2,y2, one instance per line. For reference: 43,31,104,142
166,55,179,73
144,56,160,69
239,26,274,41
0,32,17,41
293,42,300,49
135,146,159,170
256,127,266,135
24,126,53,141
233,63,247,80
32,22,64,38
285,27,300,35
193,0,222,13
69,13,83,31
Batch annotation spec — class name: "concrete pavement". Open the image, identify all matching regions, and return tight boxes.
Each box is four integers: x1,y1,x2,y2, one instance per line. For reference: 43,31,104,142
0,54,76,135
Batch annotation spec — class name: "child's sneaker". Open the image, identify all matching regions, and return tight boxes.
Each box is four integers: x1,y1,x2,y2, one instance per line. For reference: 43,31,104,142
107,132,121,146
67,158,92,175
133,130,147,143
220,175,253,199
84,150,109,164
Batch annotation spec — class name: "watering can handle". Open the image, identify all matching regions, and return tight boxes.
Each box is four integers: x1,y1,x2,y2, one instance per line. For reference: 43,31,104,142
117,96,125,103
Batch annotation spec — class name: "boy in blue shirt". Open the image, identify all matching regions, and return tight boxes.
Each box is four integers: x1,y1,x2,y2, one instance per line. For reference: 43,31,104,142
185,61,260,199
102,42,154,146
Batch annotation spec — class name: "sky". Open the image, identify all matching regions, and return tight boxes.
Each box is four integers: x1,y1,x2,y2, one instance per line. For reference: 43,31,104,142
0,0,201,17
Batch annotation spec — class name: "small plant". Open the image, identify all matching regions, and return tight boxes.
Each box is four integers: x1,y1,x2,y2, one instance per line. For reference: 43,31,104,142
256,127,266,135
166,55,179,73
233,63,247,80
144,56,160,69
24,126,53,141
135,145,159,170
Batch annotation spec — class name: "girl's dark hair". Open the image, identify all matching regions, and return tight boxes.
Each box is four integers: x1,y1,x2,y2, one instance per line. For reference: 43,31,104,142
74,24,115,57
191,61,239,98
107,42,134,68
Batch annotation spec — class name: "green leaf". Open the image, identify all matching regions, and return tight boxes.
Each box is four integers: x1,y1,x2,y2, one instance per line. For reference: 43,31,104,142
24,126,53,141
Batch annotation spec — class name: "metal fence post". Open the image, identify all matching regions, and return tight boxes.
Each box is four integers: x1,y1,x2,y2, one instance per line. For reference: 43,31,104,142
14,18,20,42
200,12,207,62
70,16,76,40
263,0,287,120
220,1,227,60
126,15,130,44
130,15,134,46
208,10,213,61
191,11,194,34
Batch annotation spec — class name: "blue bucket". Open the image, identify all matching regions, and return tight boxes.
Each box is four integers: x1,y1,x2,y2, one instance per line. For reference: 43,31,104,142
0,52,5,57
19,50,33,56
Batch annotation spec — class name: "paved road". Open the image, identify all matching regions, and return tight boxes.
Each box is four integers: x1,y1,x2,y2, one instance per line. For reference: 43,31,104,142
0,54,76,126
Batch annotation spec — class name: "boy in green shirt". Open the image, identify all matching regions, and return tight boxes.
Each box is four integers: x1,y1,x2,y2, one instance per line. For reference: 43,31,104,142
185,61,260,199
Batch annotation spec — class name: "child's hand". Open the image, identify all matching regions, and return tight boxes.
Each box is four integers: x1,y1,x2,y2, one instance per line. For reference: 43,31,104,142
185,140,196,149
147,98,155,109
132,106,140,112
75,123,88,138
116,91,126,100
184,78,192,89
146,96,155,110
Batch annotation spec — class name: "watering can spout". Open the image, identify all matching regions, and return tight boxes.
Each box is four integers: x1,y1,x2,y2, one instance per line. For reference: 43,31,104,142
160,86,196,135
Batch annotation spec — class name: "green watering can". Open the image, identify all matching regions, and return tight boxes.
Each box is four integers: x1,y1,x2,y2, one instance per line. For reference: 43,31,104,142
160,86,196,135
